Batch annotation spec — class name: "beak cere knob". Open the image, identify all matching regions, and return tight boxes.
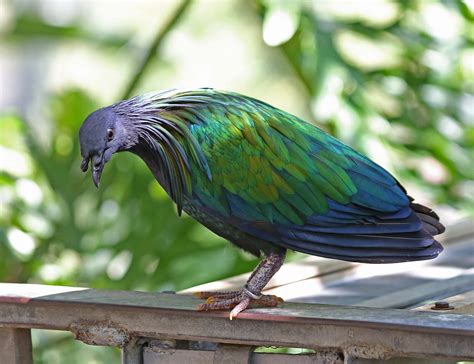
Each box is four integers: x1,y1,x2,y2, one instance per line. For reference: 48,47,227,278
81,158,89,172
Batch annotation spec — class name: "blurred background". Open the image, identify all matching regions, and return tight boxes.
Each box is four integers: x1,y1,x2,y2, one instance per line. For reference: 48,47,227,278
0,0,473,362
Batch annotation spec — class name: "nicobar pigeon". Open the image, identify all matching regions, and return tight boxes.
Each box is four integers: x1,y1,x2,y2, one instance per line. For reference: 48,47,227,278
79,88,445,319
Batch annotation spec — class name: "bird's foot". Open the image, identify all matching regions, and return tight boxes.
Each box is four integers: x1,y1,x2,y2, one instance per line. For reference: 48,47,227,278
195,289,283,320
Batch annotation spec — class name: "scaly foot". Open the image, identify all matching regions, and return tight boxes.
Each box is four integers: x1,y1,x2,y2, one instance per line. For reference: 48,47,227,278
195,289,283,320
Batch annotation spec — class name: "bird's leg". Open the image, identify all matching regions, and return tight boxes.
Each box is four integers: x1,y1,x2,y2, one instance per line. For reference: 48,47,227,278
196,250,286,319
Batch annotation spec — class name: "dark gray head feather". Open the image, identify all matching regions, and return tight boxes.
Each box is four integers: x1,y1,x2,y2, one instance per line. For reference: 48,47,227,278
79,106,138,186
79,91,210,213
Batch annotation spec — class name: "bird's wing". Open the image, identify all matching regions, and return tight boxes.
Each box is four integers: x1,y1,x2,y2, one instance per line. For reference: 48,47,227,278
186,93,407,223
179,91,442,262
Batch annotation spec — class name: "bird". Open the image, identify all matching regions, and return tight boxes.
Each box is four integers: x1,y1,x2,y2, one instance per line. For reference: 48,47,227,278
79,88,445,319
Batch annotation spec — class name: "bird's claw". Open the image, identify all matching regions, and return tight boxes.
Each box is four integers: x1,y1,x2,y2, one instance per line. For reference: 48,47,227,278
195,289,283,319
229,297,250,320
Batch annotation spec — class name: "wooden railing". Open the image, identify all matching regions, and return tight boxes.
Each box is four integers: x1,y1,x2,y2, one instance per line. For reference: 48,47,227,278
1,220,473,363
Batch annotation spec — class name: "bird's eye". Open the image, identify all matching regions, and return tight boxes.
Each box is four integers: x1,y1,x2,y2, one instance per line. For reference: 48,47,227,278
106,128,114,141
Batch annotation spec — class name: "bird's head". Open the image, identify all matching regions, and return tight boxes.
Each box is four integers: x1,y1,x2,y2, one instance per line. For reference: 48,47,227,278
79,106,137,187
78,91,211,211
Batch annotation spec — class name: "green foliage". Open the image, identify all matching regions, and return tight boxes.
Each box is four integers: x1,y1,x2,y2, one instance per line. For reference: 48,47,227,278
0,0,472,362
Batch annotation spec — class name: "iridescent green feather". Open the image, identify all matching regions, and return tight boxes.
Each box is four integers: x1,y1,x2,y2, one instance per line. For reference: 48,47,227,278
142,89,406,225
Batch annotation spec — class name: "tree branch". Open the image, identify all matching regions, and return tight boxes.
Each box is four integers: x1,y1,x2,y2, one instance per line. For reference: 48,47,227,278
121,0,193,100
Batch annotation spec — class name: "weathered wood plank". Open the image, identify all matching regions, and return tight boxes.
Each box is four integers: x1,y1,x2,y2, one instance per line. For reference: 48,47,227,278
356,269,474,308
0,283,473,360
0,328,33,364
436,218,473,242
184,256,356,293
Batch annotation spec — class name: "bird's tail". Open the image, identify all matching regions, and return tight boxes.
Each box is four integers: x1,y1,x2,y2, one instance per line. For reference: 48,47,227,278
409,198,445,236
271,199,446,264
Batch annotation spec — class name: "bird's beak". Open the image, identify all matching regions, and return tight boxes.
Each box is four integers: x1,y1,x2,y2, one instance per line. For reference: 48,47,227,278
91,154,104,188
92,166,103,188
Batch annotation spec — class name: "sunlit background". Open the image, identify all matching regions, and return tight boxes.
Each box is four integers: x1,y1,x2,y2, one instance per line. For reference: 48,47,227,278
1,0,473,362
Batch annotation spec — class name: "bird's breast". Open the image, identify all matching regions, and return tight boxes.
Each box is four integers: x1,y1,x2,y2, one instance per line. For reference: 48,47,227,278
182,198,274,256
